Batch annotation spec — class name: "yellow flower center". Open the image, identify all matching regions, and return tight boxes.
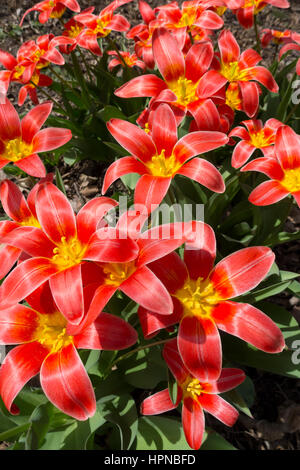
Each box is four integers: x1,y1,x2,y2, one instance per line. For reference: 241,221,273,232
2,138,33,162
280,168,300,193
102,261,136,287
169,76,198,108
35,311,73,353
50,5,66,18
243,0,266,14
145,149,182,178
29,72,40,88
181,376,204,400
215,6,227,16
13,65,25,80
92,18,111,37
68,24,83,38
48,0,55,7
175,277,220,318
52,236,86,270
144,122,150,134
177,10,197,28
20,215,41,228
225,84,242,110
220,61,251,83
249,129,275,148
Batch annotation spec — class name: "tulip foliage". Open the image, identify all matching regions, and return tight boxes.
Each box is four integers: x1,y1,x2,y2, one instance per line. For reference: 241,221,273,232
0,0,299,452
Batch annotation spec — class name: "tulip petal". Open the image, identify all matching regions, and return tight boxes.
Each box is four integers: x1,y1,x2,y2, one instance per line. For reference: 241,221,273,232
199,393,238,427
173,131,228,164
151,104,178,157
0,304,38,344
231,140,255,168
275,125,300,170
197,70,228,99
115,74,166,98
185,42,214,83
210,246,275,299
14,154,46,178
76,197,118,245
0,225,55,258
163,337,189,384
21,102,53,143
182,396,205,450
0,98,21,142
239,81,260,118
241,157,284,180
0,179,32,223
26,281,57,315
248,66,279,93
212,301,285,353
138,298,182,339
102,157,147,194
141,389,177,415
148,251,188,293
85,230,139,263
184,221,216,280
188,99,221,132
40,343,96,420
249,180,289,206
0,245,21,279
152,28,185,82
134,174,171,212
219,30,240,64
32,128,72,153
177,158,225,193
209,368,246,394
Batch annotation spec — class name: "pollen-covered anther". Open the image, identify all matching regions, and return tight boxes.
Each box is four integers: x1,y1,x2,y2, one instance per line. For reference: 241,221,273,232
102,261,136,287
145,149,182,178
52,236,86,269
182,377,204,400
280,168,300,193
169,76,198,107
220,61,251,83
2,138,33,162
35,312,73,353
175,277,220,318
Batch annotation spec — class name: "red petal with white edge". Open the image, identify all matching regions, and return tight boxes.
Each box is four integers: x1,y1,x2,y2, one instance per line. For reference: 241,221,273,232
107,119,156,163
85,230,139,263
199,394,238,427
265,118,284,134
249,180,289,206
163,337,189,384
137,235,186,268
188,99,221,132
231,140,255,168
241,157,284,180
0,257,57,307
195,9,223,29
182,397,205,450
239,81,260,118
151,104,178,157
0,226,55,258
138,298,182,338
0,179,32,222
107,14,130,32
148,251,188,293
78,33,102,56
236,6,254,29
210,246,275,299
0,304,38,344
209,368,246,394
275,125,300,170
26,281,57,315
50,265,84,325
40,343,96,421
184,221,216,281
212,301,285,353
102,157,146,194
0,245,21,279
74,312,137,350
248,66,279,93
32,128,72,153
120,265,173,314
152,28,185,83
229,126,249,140
141,389,177,415
21,102,52,143
173,131,228,164
185,42,214,83
15,154,46,178
219,30,240,64
36,182,77,244
239,49,261,68
177,158,225,193
0,342,48,414
134,174,171,213
197,71,228,99
115,74,166,98
0,50,17,70
26,173,54,218
76,197,118,245
178,315,222,382
0,98,21,141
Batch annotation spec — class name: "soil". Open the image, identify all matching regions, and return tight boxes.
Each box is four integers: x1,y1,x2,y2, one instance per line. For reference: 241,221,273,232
0,0,299,451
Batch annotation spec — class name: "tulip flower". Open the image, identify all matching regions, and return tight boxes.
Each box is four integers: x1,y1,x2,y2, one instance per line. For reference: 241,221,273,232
73,0,132,56
279,32,300,76
138,222,285,381
0,99,71,177
59,8,95,54
0,282,138,420
241,125,300,207
18,70,52,106
18,34,74,69
0,181,139,325
232,0,290,29
20,0,81,26
0,49,35,102
261,28,293,48
108,50,146,71
197,30,279,117
229,118,283,167
141,338,245,449
116,28,223,129
103,104,227,212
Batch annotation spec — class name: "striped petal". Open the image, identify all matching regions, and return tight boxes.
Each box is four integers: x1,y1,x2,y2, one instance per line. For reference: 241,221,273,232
115,74,166,98
173,131,228,164
76,197,118,245
14,154,46,178
199,393,238,427
0,304,38,344
134,174,171,212
141,389,177,415
32,128,72,153
21,102,53,143
102,157,147,194
177,158,225,193
231,140,256,168
152,27,185,82
275,125,300,170
248,180,289,206
184,221,216,280
182,396,205,450
151,104,178,157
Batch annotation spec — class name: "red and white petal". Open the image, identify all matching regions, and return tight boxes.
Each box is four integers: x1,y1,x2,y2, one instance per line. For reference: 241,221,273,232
84,229,139,263
134,174,171,212
184,221,216,280
21,102,53,143
141,389,177,415
239,81,260,118
0,245,21,279
14,154,46,178
0,225,55,258
177,158,225,193
248,180,289,206
32,128,72,153
152,27,185,82
210,246,275,299
173,131,228,164
275,125,300,170
248,66,279,93
239,48,261,68
151,104,178,157
218,29,240,64
182,397,205,450
185,42,214,83
178,315,222,382
25,281,57,315
209,368,246,394
148,251,188,293
0,179,32,222
102,157,147,194
241,157,284,180
40,343,96,421
197,70,228,99
76,197,118,245
0,304,38,344
199,393,238,427
0,98,21,142
195,9,223,30
138,299,182,339
115,74,166,98
212,301,285,353
188,99,221,132
163,337,189,384
231,140,256,168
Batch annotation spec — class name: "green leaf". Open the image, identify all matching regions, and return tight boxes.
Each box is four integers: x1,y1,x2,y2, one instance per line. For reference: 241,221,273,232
25,402,54,450
167,368,178,405
55,167,67,196
201,430,236,450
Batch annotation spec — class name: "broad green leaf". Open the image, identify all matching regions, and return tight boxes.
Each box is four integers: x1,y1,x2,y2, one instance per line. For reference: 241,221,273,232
25,402,54,450
201,430,236,450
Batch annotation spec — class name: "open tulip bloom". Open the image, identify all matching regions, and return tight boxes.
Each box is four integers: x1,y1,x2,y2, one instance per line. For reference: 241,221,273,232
20,0,81,26
241,125,300,207
232,0,290,30
0,282,138,420
104,103,227,212
0,99,71,177
141,338,245,450
138,222,285,381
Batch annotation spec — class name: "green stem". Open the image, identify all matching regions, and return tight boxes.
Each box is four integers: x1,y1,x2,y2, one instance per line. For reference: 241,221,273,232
31,81,66,114
112,336,176,366
78,48,94,83
48,64,81,98
70,51,93,109
284,101,300,123
254,15,261,56
0,422,30,442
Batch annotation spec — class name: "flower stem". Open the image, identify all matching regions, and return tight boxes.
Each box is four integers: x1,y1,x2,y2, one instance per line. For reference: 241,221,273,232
31,81,67,114
112,336,176,366
254,15,261,56
285,101,300,123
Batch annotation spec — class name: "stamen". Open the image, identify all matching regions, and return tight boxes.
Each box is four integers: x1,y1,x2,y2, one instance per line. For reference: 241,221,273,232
175,277,220,318
52,236,86,269
145,149,182,178
2,138,33,162
280,168,300,193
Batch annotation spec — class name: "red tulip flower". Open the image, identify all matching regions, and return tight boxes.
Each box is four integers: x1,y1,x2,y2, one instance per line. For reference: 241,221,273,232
20,0,81,26
197,30,279,118
18,70,53,106
108,50,146,71
73,0,132,56
0,282,137,420
18,34,73,69
116,28,222,129
229,118,283,167
279,32,300,76
0,182,139,325
0,49,36,102
261,28,293,48
241,125,300,207
0,99,71,177
59,8,95,54
141,338,245,449
138,222,284,381
103,104,227,212
232,0,290,29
